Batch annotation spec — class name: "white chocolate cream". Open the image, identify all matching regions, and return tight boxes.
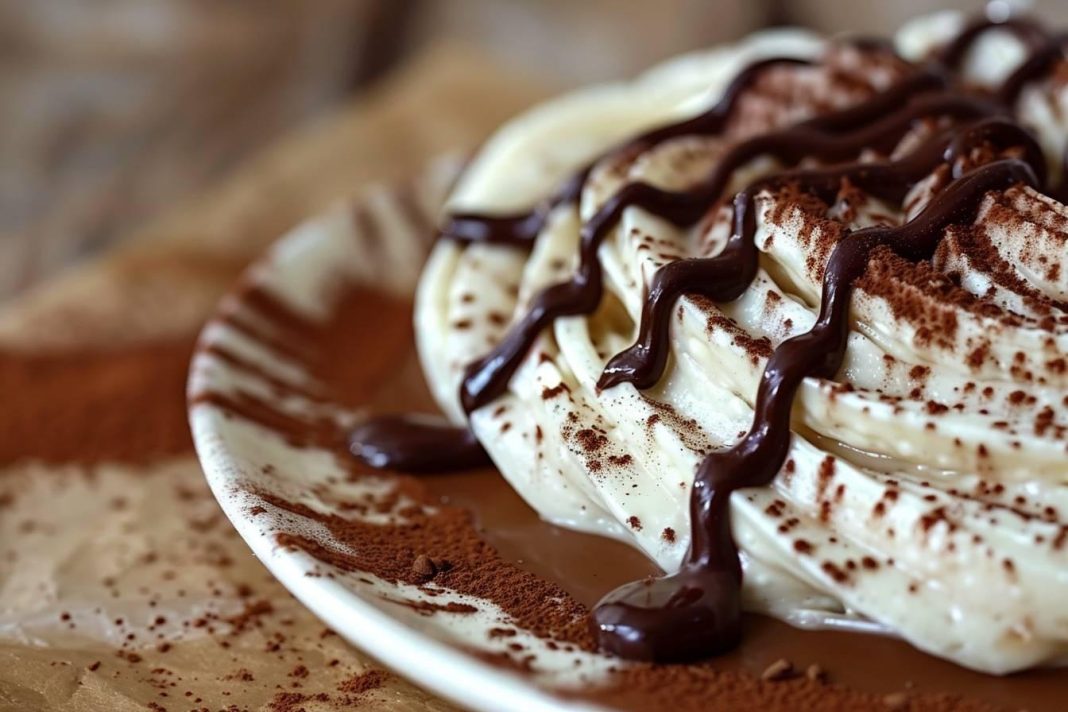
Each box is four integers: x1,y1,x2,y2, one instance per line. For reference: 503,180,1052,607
415,14,1068,673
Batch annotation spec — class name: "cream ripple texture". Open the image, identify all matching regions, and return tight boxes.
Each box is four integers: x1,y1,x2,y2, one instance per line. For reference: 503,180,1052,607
414,14,1068,674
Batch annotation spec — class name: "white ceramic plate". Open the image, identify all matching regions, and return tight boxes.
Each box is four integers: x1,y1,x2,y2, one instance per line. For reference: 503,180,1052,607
188,158,618,712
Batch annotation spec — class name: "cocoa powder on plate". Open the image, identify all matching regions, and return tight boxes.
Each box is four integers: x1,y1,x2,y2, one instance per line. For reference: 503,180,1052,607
195,274,997,712
0,340,194,466
0,238,999,711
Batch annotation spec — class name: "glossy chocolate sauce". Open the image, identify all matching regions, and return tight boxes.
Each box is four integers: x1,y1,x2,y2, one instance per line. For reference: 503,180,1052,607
935,17,1051,69
350,15,1067,663
202,276,1068,710
592,157,1039,660
455,65,953,413
348,415,490,472
599,115,1045,392
439,57,812,249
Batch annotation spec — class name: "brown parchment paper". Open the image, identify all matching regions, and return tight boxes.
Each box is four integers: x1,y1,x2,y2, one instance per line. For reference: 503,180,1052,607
0,44,549,712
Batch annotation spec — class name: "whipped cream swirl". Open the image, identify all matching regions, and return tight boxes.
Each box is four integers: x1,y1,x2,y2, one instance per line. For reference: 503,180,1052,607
413,14,1068,673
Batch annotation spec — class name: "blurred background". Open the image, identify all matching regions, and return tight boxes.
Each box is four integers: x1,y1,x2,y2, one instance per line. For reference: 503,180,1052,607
3,0,1068,300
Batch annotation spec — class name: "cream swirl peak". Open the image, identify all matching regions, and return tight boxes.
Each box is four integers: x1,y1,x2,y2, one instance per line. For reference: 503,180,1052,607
366,13,1068,673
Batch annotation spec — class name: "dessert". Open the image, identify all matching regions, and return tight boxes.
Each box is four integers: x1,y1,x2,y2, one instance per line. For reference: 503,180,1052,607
353,11,1068,674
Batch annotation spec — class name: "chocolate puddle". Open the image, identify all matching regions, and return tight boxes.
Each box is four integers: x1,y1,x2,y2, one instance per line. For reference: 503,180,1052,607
348,416,489,472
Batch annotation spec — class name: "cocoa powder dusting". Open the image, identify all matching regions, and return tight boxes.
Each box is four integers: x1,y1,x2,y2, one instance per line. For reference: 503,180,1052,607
269,490,591,644
204,279,1001,711
0,340,195,466
0,308,399,707
336,669,387,695
856,250,993,349
566,663,991,712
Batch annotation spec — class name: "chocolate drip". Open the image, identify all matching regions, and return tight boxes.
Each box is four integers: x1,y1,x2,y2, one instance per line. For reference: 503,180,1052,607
459,68,962,412
442,169,590,246
934,14,1067,107
591,153,1039,660
589,39,1053,660
349,415,490,472
997,38,1067,105
936,16,1050,68
596,95,1024,390
599,113,1045,391
440,57,812,248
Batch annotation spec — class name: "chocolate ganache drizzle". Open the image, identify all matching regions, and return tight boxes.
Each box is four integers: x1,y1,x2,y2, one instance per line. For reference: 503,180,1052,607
351,14,1067,661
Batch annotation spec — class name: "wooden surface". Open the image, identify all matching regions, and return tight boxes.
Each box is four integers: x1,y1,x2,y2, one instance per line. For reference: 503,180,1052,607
0,0,772,302
0,0,398,299
7,0,1068,303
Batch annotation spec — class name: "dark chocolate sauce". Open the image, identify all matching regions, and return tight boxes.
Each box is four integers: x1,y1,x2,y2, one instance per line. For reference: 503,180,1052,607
348,415,490,472
935,15,1068,107
599,114,1045,391
439,57,812,248
592,154,1039,660
459,67,959,412
997,38,1068,105
596,95,1024,391
351,14,1065,661
935,16,1050,68
442,169,590,247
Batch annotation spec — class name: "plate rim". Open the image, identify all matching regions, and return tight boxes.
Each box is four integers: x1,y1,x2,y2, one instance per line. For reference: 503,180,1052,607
187,207,611,712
